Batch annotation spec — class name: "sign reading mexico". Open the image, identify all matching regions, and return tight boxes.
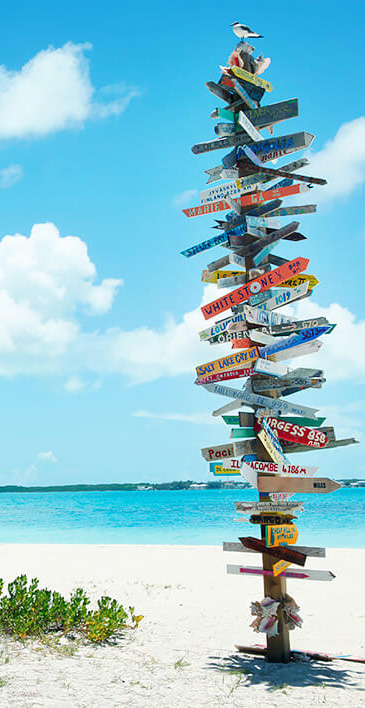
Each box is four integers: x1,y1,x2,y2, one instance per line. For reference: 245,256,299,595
201,258,309,320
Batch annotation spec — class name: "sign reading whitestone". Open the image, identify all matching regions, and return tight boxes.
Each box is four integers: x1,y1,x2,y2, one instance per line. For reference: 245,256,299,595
201,258,309,320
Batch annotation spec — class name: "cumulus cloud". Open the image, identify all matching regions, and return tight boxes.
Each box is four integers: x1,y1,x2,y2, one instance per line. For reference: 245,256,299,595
38,451,57,463
132,410,220,425
173,189,198,207
0,43,138,141
0,221,363,388
296,117,365,205
0,165,23,188
283,298,365,383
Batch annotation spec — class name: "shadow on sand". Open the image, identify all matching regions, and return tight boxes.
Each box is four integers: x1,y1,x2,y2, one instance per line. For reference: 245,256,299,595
206,652,365,691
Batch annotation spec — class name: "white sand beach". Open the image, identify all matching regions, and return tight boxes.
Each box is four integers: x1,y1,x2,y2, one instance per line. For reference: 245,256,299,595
0,544,364,707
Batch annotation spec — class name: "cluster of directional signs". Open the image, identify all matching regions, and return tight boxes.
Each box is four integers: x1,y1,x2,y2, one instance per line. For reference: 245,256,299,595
180,23,359,661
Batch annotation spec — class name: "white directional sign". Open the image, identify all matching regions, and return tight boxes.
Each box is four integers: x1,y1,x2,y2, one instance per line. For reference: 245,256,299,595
202,382,320,419
257,283,309,311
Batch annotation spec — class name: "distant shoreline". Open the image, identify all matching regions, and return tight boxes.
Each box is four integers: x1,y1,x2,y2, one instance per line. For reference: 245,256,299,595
0,480,364,493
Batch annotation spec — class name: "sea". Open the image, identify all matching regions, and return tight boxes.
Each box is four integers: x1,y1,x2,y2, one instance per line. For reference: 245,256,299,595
0,488,363,546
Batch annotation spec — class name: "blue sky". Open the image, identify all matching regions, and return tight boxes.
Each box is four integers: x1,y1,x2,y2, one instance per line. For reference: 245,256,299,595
0,0,364,485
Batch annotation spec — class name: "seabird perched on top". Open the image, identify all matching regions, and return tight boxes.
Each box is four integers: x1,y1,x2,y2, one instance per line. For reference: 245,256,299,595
231,22,263,39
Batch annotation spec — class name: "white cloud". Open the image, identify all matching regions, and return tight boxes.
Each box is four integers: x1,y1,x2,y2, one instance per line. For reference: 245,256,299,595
317,401,364,442
0,42,138,141
132,410,219,425
0,222,363,388
173,189,197,207
294,117,365,206
64,375,101,393
283,298,365,384
64,375,86,393
0,165,23,188
38,451,57,463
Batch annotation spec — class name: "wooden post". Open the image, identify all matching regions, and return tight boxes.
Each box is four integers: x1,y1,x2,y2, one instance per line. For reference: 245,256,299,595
243,244,291,663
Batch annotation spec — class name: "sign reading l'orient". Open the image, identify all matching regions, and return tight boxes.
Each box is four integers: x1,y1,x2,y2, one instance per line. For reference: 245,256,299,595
255,417,328,448
201,258,309,320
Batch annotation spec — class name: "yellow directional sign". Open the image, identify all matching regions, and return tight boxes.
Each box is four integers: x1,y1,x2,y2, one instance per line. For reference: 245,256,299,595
273,559,292,576
196,346,259,378
266,524,298,547
281,274,319,289
211,463,240,476
201,269,244,283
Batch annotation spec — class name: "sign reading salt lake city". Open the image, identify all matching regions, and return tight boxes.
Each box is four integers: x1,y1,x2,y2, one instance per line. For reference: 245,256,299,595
196,347,259,378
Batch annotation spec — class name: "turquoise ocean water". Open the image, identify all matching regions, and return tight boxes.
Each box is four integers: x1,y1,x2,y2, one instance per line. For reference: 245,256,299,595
0,488,363,546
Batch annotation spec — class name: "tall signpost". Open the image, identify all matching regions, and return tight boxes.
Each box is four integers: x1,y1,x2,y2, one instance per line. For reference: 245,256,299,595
181,24,358,662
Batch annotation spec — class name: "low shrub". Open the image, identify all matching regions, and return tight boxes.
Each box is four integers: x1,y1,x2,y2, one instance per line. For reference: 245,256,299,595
0,575,143,643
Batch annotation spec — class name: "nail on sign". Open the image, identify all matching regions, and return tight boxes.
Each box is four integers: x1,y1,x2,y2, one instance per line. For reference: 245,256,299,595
201,258,309,320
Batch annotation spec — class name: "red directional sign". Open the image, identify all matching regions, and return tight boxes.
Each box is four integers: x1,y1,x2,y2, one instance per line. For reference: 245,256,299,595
195,367,256,385
201,258,309,320
183,183,308,218
254,416,328,448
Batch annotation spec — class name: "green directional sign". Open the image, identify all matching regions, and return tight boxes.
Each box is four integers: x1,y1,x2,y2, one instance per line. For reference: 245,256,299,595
223,415,240,426
230,428,255,439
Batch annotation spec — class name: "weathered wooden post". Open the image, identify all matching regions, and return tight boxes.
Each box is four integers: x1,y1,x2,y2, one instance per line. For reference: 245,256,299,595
180,21,359,662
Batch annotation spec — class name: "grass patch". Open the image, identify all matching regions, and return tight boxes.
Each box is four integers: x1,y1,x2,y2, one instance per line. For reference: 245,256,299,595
0,575,143,645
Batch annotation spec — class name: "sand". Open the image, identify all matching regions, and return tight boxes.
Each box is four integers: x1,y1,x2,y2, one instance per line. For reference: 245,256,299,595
0,544,363,707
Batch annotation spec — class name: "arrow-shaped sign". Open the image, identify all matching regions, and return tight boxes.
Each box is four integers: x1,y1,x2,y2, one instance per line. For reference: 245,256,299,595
239,537,307,566
257,477,341,494
270,340,322,362
195,367,256,385
270,317,329,335
223,542,326,557
196,347,259,378
255,283,310,311
203,382,319,419
180,233,228,258
211,98,299,126
183,183,310,218
230,65,273,92
241,459,318,478
201,258,309,320
227,565,335,581
255,416,328,448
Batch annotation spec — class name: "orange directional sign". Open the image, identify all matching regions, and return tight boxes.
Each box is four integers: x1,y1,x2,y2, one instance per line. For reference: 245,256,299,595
183,183,309,218
201,258,309,320
266,524,299,547
196,346,259,377
273,559,292,576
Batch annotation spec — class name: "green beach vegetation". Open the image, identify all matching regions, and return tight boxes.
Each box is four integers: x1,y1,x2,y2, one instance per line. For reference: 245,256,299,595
0,479,362,493
0,575,143,644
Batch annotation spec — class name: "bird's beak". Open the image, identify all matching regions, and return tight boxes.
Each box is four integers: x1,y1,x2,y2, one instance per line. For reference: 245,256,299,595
230,22,236,26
